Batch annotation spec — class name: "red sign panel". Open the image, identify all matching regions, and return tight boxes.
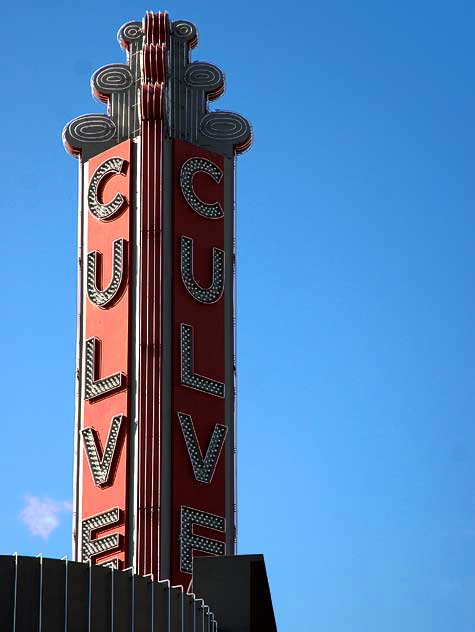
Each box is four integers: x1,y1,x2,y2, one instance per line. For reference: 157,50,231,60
76,140,132,570
171,141,228,588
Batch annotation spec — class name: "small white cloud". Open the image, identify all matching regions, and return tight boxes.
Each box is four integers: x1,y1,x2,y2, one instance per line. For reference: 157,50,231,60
19,495,71,540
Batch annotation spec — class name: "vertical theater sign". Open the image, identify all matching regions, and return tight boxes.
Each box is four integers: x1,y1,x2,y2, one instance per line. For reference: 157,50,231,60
63,13,251,587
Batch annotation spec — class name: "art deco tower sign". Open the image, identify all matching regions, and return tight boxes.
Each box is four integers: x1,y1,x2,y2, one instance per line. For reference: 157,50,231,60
63,12,250,587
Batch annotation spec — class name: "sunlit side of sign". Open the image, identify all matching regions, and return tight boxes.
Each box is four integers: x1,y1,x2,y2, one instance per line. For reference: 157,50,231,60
77,141,132,569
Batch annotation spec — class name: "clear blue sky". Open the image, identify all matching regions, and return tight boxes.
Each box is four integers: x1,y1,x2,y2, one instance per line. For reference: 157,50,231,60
0,1,474,630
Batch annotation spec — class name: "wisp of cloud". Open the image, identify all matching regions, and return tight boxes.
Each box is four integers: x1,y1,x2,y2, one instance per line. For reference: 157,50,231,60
19,495,72,540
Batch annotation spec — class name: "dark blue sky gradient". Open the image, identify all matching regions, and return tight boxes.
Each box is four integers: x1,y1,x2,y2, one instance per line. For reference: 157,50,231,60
0,1,474,630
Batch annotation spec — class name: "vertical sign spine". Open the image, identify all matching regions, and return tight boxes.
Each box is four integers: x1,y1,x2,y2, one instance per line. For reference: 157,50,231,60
136,12,169,580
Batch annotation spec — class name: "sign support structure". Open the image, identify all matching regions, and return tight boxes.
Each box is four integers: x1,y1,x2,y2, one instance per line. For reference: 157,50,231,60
63,12,251,588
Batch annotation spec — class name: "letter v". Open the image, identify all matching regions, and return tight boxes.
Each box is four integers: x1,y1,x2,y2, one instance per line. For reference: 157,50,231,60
82,414,124,486
177,412,227,484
